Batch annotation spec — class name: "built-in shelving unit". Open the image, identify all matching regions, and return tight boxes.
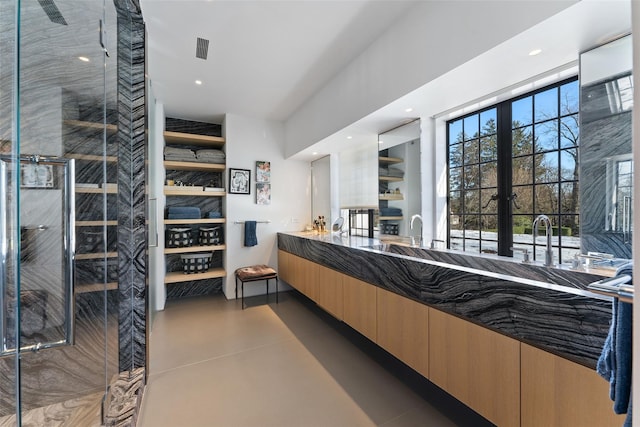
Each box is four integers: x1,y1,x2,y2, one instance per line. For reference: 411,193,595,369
76,252,118,260
163,131,224,147
378,152,404,236
379,193,404,201
164,268,226,284
164,218,225,225
76,186,118,194
64,117,119,295
63,119,118,134
164,245,226,255
163,160,225,172
162,125,226,290
163,186,225,197
378,156,403,165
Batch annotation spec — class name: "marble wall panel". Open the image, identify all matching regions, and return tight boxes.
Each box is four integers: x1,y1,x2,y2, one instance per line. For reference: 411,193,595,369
165,118,222,137
114,0,147,372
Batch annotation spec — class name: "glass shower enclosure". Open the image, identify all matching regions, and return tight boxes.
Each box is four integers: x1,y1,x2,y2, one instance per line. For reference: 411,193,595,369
1,0,119,424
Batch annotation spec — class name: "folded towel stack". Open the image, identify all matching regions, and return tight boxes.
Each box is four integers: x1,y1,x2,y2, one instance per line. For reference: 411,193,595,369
164,147,196,162
167,206,201,219
206,211,222,218
379,207,402,217
196,149,225,164
597,263,633,426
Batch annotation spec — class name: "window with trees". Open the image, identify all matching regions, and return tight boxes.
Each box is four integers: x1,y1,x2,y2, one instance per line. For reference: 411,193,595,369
447,78,580,263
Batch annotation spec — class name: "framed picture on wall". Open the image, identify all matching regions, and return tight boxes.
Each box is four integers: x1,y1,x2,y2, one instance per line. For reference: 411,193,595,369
256,161,270,183
256,182,271,205
229,168,250,194
21,163,54,189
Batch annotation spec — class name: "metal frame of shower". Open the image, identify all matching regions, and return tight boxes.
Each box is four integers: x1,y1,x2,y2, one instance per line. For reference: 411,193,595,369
0,156,75,355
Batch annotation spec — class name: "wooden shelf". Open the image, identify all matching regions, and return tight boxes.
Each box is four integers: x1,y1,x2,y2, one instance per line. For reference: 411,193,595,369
164,186,225,197
64,120,117,134
379,216,403,221
379,176,403,182
379,194,404,201
66,154,117,163
75,282,118,294
164,244,226,255
76,252,118,260
164,268,226,284
163,131,225,148
76,185,117,194
164,218,225,225
77,220,118,227
164,160,225,172
379,156,403,165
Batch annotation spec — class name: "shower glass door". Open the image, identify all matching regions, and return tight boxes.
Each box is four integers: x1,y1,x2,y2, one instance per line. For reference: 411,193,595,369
0,0,119,424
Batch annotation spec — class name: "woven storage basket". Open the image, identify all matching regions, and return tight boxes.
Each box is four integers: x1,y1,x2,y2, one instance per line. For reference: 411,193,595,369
180,252,212,274
167,227,193,248
198,226,222,245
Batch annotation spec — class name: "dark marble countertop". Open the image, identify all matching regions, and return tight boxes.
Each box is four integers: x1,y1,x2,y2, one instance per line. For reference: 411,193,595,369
278,231,615,368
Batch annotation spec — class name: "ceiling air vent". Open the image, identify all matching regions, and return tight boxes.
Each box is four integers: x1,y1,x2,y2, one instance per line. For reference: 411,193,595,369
38,0,68,25
196,38,209,60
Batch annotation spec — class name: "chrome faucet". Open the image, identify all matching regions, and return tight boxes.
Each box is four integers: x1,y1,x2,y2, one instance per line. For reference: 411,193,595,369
431,239,445,249
410,214,423,247
532,214,554,267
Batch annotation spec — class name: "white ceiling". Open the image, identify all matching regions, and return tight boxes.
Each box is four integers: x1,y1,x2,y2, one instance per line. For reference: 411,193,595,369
142,0,418,123
142,0,632,161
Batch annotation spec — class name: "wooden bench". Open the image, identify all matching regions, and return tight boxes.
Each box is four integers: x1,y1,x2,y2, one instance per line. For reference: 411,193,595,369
234,265,278,309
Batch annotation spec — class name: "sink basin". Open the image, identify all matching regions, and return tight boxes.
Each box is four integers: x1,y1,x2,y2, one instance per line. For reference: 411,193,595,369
360,244,393,252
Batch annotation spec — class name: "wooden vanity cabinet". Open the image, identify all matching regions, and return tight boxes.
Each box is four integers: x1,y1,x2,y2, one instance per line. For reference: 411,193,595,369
278,249,620,427
277,249,292,284
521,343,625,427
278,250,316,300
429,308,520,427
316,265,344,320
342,275,377,342
376,288,429,378
278,250,342,319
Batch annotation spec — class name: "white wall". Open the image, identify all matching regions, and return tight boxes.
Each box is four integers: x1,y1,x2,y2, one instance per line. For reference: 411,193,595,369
311,156,331,225
284,1,575,157
148,83,166,313
224,113,311,299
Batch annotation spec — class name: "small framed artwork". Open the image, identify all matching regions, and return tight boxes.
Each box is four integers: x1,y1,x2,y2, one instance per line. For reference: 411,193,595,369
21,163,54,189
229,168,250,194
256,161,271,183
256,182,271,205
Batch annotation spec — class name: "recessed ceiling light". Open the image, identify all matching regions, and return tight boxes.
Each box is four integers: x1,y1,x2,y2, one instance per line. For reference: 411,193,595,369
528,49,542,56
78,56,90,62
346,136,352,140
405,107,413,113
195,80,203,85
312,152,318,155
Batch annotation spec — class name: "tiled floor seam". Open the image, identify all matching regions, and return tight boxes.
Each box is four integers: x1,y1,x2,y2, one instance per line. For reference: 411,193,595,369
148,328,331,378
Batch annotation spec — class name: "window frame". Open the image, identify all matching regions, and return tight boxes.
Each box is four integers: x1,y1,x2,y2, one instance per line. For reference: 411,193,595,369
446,77,580,263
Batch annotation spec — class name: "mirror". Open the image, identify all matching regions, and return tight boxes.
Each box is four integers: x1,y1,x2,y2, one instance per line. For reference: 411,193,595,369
579,34,633,259
332,216,344,233
377,120,421,240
